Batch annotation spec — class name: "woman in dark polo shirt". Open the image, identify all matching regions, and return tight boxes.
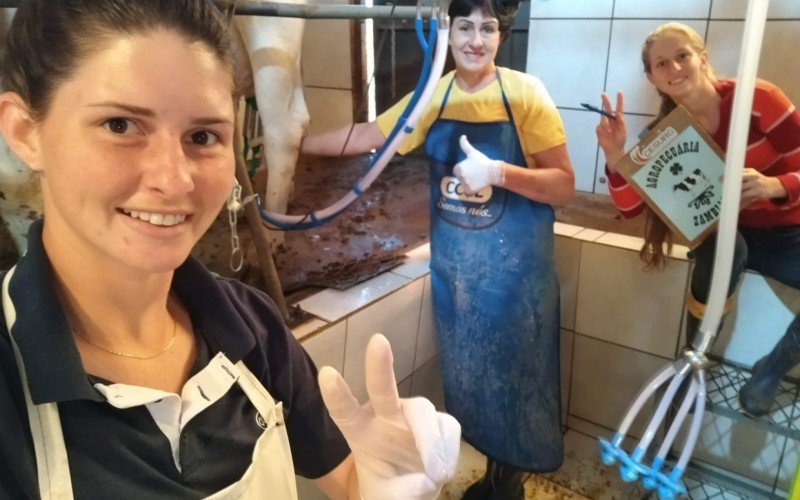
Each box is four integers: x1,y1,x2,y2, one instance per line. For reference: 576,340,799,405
0,1,459,498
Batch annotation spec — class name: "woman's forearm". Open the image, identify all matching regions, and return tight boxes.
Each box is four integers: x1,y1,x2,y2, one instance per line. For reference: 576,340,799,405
301,122,386,157
500,143,575,205
502,162,575,205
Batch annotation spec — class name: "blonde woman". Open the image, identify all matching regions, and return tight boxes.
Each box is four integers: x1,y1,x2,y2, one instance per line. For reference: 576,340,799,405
596,22,800,417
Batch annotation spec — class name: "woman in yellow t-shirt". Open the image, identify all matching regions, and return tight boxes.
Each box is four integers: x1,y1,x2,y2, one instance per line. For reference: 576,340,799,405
302,0,574,496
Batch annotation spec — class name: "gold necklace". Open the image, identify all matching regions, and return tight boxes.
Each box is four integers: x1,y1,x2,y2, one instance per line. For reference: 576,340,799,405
72,316,178,360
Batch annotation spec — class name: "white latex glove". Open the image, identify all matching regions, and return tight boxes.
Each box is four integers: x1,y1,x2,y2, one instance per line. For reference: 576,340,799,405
318,334,461,500
453,135,505,194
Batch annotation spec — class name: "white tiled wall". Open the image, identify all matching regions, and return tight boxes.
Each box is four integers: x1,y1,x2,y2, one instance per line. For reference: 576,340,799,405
712,0,800,19
343,278,424,402
613,1,711,19
554,235,581,331
531,0,613,19
558,109,603,193
413,275,438,370
756,21,800,104
559,329,574,428
302,16,356,135
705,21,746,79
300,320,346,373
397,374,413,398
527,0,800,194
527,20,611,110
570,333,671,438
302,20,353,90
575,242,689,358
410,355,445,411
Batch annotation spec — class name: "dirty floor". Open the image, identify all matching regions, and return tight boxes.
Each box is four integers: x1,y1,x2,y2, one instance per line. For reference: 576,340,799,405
443,432,641,499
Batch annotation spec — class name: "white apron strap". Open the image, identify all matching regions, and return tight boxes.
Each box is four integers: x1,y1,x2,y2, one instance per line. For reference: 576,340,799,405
2,267,74,500
204,356,297,500
231,359,285,427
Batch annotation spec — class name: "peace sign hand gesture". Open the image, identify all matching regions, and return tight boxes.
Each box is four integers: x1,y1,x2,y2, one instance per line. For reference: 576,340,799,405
594,91,628,173
318,334,461,500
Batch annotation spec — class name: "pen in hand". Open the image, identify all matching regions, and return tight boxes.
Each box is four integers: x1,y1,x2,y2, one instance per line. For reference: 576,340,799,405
580,102,617,120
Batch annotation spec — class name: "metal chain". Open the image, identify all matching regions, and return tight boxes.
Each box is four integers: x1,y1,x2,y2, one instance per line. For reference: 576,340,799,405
227,180,259,272
228,181,245,272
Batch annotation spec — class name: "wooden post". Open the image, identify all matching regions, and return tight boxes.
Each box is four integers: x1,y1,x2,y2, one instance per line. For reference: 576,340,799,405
234,127,291,322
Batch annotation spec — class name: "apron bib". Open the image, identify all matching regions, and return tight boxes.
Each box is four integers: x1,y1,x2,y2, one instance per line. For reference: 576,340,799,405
423,71,563,471
2,268,298,500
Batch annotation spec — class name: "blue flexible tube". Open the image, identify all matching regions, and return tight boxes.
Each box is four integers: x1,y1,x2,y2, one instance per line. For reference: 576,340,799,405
415,17,428,49
375,18,437,153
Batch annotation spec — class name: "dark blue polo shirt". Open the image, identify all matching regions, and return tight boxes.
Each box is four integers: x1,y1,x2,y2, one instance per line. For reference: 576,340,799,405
0,220,350,499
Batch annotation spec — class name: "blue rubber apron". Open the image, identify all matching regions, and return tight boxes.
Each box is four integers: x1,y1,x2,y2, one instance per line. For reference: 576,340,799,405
423,70,563,471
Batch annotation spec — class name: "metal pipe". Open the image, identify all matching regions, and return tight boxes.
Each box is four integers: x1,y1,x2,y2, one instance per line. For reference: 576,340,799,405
694,0,770,350
0,0,436,20
234,2,433,19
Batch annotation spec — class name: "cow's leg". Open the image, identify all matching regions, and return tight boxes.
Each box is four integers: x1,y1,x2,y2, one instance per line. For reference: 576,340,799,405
234,13,308,249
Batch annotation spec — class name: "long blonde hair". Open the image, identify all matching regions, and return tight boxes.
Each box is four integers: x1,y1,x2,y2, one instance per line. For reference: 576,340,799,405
638,22,716,269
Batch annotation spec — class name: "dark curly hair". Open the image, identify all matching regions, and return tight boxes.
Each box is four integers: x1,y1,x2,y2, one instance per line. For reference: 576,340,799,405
448,0,521,39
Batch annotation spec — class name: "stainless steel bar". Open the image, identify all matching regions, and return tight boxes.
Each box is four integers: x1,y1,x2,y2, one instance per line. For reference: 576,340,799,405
0,1,435,20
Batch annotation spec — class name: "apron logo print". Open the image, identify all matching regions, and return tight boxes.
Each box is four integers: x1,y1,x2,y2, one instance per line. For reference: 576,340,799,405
255,412,268,429
440,176,492,203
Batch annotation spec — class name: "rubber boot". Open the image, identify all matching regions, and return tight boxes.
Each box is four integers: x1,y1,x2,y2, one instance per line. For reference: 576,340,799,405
462,459,526,500
461,463,493,500
739,320,800,417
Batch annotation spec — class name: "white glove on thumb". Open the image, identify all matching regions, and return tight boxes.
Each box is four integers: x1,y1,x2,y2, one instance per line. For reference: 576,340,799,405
453,135,505,194
318,334,461,500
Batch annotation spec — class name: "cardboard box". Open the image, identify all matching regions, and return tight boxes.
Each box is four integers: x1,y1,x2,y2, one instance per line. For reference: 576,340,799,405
615,105,726,248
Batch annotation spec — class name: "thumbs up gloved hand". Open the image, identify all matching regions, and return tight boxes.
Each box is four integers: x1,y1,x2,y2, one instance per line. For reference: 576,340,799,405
453,135,505,194
318,334,461,500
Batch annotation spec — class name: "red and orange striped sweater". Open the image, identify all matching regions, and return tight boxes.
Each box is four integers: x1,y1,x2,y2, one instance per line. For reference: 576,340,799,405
607,79,800,227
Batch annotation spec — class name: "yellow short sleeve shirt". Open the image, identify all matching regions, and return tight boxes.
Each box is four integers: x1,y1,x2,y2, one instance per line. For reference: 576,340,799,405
375,67,566,167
